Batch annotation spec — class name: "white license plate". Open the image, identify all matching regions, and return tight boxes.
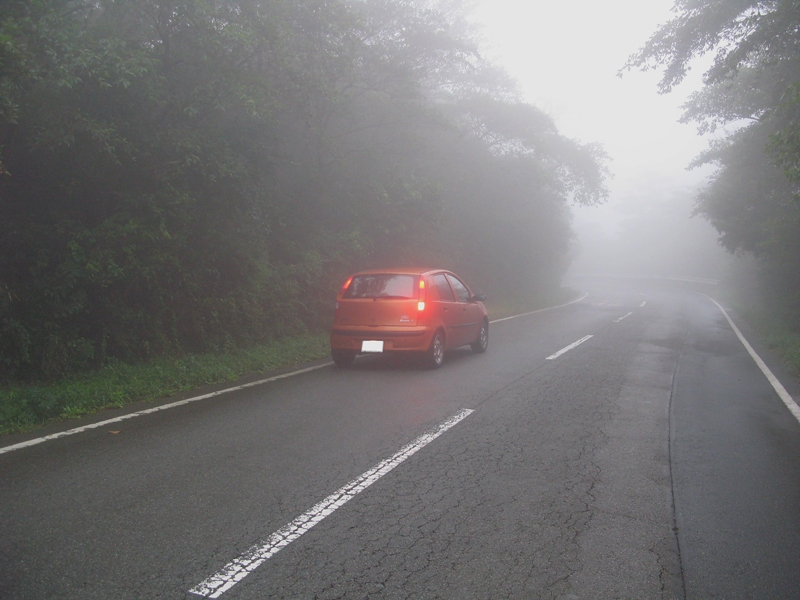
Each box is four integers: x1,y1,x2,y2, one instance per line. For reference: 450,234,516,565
361,340,384,353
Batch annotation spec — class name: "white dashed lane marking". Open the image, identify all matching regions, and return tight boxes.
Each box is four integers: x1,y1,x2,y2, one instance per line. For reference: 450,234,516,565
189,408,475,598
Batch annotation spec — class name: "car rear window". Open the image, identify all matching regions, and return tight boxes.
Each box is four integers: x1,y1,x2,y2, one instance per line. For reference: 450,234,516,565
343,274,417,299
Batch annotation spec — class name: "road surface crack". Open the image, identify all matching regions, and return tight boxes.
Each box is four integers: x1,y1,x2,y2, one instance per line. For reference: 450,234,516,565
667,325,690,600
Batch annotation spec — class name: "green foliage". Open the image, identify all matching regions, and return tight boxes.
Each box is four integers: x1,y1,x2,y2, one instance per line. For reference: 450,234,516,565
0,0,608,384
0,333,330,433
739,307,800,376
627,0,800,327
625,0,800,95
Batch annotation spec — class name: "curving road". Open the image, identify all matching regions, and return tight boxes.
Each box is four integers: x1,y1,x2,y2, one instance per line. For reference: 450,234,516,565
2,276,800,599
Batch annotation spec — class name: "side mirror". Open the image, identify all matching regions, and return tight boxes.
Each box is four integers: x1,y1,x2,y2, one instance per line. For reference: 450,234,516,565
471,293,486,302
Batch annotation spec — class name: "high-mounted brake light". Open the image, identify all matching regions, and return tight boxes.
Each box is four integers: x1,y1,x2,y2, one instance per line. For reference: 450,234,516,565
418,278,426,311
339,276,353,297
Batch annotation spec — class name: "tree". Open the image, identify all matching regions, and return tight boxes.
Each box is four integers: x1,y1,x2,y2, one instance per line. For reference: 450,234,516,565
0,0,609,382
625,0,800,325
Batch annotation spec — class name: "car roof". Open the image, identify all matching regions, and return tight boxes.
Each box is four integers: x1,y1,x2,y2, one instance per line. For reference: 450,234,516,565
350,268,451,277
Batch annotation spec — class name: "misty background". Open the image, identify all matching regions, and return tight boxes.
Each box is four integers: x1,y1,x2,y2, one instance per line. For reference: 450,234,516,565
472,0,726,282
1,0,798,384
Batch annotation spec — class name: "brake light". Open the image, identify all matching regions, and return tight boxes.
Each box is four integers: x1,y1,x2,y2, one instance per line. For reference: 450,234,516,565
418,278,426,311
339,276,353,298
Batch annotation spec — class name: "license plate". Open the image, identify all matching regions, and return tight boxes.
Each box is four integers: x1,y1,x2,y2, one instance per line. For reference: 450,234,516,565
361,340,384,353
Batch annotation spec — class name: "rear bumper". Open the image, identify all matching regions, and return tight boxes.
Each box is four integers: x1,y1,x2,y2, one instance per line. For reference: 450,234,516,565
330,326,432,352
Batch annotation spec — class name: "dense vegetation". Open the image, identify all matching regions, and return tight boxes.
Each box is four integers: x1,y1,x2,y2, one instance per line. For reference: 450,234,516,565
0,297,560,434
626,0,800,328
0,0,608,383
0,333,331,433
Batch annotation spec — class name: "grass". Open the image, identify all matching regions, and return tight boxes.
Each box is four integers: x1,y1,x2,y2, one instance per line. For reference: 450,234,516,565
762,328,800,376
737,307,800,377
0,288,583,436
0,333,330,435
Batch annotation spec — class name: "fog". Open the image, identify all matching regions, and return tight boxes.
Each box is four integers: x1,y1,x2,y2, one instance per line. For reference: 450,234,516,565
567,183,733,282
8,0,791,383
471,0,729,281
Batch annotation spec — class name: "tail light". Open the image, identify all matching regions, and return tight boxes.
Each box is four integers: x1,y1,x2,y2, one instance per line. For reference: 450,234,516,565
418,278,426,312
339,276,353,298
336,276,353,312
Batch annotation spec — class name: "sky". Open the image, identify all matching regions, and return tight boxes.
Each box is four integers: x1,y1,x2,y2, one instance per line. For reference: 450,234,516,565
469,0,714,239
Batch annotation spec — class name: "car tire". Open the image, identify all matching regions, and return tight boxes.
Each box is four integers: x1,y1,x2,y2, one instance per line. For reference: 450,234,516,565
471,319,488,353
426,330,445,369
331,349,356,368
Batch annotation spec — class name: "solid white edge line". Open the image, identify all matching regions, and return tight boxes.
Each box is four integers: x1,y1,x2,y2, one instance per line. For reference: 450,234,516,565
614,312,633,323
188,408,475,598
546,335,594,360
0,363,330,455
2,294,589,455
490,292,588,324
705,296,800,422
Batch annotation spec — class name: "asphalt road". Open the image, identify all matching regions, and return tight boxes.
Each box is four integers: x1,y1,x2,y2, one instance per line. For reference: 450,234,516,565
2,276,800,599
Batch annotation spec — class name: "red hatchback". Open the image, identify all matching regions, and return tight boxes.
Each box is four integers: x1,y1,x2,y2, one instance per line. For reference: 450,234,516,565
330,269,488,368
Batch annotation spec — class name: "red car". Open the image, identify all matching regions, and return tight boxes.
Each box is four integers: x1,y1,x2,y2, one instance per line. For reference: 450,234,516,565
330,269,488,368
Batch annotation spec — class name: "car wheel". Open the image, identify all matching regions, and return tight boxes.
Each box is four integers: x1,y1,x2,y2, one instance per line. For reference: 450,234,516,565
331,349,356,368
471,319,488,353
426,330,445,369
